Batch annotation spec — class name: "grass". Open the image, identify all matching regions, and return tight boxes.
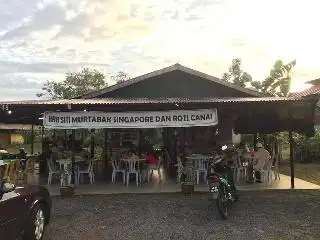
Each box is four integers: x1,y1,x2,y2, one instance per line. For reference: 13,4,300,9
279,148,320,185
5,142,42,154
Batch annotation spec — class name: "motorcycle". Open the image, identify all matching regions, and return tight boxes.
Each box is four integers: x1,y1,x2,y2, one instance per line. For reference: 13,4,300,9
206,153,238,220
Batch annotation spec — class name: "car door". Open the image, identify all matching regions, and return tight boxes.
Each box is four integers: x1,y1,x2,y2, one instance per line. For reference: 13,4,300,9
0,188,27,239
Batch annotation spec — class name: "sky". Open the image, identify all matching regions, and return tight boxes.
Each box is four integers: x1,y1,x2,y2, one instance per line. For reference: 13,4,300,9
0,0,320,100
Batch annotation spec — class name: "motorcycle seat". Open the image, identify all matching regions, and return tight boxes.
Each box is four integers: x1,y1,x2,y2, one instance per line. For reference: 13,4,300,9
207,173,221,179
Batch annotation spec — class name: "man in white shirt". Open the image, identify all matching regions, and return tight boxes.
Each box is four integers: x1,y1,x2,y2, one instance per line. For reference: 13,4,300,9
252,142,271,182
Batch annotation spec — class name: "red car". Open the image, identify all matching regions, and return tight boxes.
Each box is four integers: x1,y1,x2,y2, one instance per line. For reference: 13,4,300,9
0,181,52,240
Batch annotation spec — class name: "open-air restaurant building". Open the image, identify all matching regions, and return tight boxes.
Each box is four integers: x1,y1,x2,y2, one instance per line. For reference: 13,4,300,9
0,64,318,194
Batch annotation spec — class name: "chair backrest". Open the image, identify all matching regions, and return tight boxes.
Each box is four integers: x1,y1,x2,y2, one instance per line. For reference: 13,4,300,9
126,160,138,172
232,154,240,168
47,159,57,173
111,159,120,170
87,159,94,172
4,162,12,177
176,156,183,168
3,161,14,179
260,155,271,170
273,154,279,168
24,159,34,173
242,152,252,162
194,157,208,170
9,160,19,176
156,156,163,167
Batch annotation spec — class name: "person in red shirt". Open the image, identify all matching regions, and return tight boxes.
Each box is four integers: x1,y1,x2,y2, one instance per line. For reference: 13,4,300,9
144,152,159,165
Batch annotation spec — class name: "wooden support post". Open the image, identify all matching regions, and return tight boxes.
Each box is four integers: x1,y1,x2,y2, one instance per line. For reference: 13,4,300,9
31,124,34,154
173,128,178,163
289,106,295,189
181,128,186,157
104,129,108,165
81,129,85,144
90,129,95,159
253,133,258,149
177,128,186,167
163,128,168,150
289,130,295,189
41,126,44,154
138,129,143,154
64,129,67,148
71,129,76,184
41,126,44,140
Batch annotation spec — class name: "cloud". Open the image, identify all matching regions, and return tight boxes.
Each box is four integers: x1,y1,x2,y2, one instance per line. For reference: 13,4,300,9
46,46,60,53
0,61,109,74
0,1,38,29
0,74,42,89
0,73,51,100
0,0,319,99
1,3,66,40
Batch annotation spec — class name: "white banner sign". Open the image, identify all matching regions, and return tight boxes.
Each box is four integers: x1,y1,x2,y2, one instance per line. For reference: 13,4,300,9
43,109,218,129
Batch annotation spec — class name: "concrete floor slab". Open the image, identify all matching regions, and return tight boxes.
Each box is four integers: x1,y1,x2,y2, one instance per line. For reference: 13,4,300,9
44,174,320,196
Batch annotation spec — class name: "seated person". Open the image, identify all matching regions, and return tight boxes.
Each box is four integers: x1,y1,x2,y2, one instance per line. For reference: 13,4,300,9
18,148,27,159
252,142,271,182
18,148,27,169
130,144,138,155
143,152,159,165
124,149,138,159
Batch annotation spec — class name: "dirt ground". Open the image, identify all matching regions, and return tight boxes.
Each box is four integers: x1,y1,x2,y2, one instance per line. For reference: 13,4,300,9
43,190,320,240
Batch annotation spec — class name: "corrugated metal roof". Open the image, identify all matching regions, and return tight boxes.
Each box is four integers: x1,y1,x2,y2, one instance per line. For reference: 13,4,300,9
0,124,33,130
0,97,304,106
290,86,320,98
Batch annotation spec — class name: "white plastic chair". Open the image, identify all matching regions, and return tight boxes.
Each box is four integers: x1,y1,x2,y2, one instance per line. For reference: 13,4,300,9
254,163,272,185
271,154,280,181
111,159,126,184
126,160,140,186
77,159,95,184
47,159,62,185
194,156,208,184
148,156,162,182
234,155,248,182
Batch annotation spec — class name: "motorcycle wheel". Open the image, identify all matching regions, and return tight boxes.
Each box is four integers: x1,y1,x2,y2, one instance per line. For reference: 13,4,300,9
215,189,229,220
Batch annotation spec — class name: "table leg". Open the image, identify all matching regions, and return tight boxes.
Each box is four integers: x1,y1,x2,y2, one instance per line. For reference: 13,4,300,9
247,165,254,182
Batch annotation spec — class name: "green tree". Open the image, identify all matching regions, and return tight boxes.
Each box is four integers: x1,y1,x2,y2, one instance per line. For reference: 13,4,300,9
111,71,131,84
37,68,107,99
251,60,296,97
222,58,253,88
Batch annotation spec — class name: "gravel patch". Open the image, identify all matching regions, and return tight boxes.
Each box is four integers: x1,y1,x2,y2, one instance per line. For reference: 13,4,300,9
43,191,320,240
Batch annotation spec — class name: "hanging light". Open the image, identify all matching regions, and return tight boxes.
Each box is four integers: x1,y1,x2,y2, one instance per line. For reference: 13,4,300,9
7,110,12,114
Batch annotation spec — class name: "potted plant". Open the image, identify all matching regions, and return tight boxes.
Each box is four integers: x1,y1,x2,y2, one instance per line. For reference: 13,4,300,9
59,164,74,197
